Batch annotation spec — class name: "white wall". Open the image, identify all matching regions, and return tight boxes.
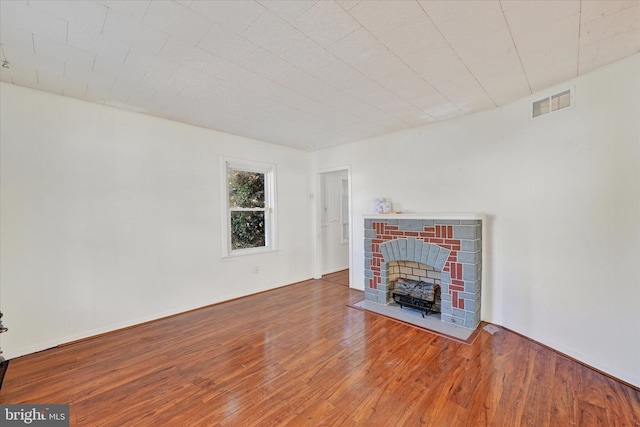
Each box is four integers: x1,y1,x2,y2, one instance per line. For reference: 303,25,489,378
0,83,313,359
311,54,640,388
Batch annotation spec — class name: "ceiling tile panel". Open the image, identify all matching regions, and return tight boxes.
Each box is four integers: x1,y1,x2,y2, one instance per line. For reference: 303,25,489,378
329,93,392,122
200,56,247,81
0,1,68,44
479,70,531,106
519,41,578,70
124,47,178,75
108,78,154,106
361,86,412,112
189,0,265,33
265,90,315,114
422,102,462,121
465,50,525,83
348,0,426,36
97,0,151,20
427,67,483,94
143,0,213,44
241,11,306,56
375,16,444,59
178,81,218,102
580,4,640,46
64,62,113,89
443,86,495,114
10,50,66,81
421,0,505,42
140,70,186,96
60,77,89,99
500,0,579,36
334,75,381,99
452,28,517,67
277,38,336,74
328,27,385,63
580,0,639,25
407,89,453,112
350,51,407,81
29,0,109,33
313,59,363,87
525,57,579,93
67,24,131,63
198,23,257,63
93,57,146,85
241,47,342,102
257,0,316,23
510,14,579,57
0,23,35,56
379,68,446,108
294,1,361,47
241,47,303,86
0,65,37,87
417,0,470,25
386,105,433,126
335,0,364,11
403,43,463,76
33,35,97,70
157,37,216,73
102,9,169,53
292,98,355,124
579,28,640,74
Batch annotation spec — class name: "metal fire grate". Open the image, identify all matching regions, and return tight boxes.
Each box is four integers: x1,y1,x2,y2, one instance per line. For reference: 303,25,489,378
392,279,441,318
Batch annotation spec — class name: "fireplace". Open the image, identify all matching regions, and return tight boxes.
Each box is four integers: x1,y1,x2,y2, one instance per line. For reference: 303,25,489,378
364,215,483,329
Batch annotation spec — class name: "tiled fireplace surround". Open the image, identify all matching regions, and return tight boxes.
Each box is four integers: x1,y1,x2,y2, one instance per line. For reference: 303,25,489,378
364,215,483,329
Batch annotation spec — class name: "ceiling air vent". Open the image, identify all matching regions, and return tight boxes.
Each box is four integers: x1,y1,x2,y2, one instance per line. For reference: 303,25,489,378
532,88,573,118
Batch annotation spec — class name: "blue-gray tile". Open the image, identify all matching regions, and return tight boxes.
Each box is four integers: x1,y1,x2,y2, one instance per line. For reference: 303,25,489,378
434,248,450,271
406,237,415,261
398,238,407,260
462,264,479,282
399,219,423,231
453,225,480,239
427,244,440,267
435,219,460,225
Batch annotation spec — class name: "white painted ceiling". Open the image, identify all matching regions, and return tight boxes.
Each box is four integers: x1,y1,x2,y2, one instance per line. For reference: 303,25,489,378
1,1,639,151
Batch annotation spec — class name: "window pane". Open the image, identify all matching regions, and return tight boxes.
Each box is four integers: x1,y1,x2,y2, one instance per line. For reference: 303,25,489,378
228,170,265,208
230,211,266,250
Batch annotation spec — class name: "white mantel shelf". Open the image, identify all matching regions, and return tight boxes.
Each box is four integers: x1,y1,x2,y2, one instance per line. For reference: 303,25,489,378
363,213,486,220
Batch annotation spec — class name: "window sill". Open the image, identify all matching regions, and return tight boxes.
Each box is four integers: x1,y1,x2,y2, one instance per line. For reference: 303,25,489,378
223,247,279,260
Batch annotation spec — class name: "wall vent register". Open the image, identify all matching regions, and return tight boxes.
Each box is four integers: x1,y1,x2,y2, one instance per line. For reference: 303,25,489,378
532,88,572,118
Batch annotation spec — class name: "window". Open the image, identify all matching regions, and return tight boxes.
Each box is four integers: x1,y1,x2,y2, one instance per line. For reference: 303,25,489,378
223,159,276,256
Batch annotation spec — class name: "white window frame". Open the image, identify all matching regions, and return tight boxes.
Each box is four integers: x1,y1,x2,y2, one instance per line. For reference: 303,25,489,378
222,157,277,257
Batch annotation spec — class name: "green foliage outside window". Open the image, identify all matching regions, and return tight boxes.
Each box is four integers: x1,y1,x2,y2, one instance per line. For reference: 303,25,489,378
228,170,266,250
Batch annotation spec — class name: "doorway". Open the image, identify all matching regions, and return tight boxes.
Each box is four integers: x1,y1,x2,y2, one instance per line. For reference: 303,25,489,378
315,168,352,286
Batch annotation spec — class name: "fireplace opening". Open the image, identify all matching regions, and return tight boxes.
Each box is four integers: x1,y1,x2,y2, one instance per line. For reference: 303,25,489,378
388,261,441,316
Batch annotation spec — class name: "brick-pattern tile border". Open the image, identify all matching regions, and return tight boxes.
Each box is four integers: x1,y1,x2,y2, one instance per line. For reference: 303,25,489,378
364,217,482,329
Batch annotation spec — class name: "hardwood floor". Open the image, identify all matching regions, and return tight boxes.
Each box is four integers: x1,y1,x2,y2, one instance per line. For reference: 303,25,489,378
320,269,349,287
1,276,639,426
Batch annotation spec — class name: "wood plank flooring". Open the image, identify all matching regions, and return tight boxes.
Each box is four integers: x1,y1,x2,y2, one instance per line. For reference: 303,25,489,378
1,273,639,426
